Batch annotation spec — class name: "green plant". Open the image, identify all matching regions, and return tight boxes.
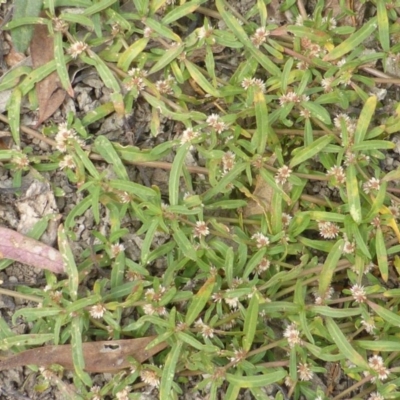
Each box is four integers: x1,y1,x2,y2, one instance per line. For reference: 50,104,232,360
0,0,400,399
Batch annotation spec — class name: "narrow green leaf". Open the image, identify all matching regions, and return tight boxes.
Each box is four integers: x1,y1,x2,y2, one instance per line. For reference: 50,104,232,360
185,275,215,325
108,179,157,200
117,38,149,71
160,341,183,398
54,32,74,95
253,90,269,154
301,101,331,124
242,294,259,351
375,227,388,282
7,88,22,146
346,165,362,223
352,140,394,151
310,306,361,318
286,25,331,44
149,44,185,74
58,225,79,301
140,219,159,265
377,0,390,52
289,135,333,168
82,0,117,16
64,196,92,231
215,0,280,76
71,317,92,386
93,136,129,180
162,0,204,24
325,317,368,369
169,143,189,206
184,60,221,98
324,17,377,61
368,301,400,327
356,340,400,352
145,17,182,42
203,162,247,202
354,96,377,145
318,239,344,297
0,333,54,350
73,141,100,179
59,13,94,29
171,222,197,261
226,369,286,388
281,58,293,93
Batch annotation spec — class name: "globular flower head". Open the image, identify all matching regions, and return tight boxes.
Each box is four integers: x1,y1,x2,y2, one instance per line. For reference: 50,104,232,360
180,127,200,144
318,221,340,239
67,41,88,58
283,322,302,348
275,165,292,185
206,114,228,134
251,232,270,248
368,355,389,382
140,369,160,387
350,284,367,303
363,177,381,194
193,221,210,238
326,165,346,185
155,75,175,95
110,243,125,258
90,303,106,319
297,362,313,381
251,27,270,47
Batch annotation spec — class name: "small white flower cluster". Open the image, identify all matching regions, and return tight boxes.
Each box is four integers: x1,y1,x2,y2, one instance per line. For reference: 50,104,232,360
361,315,376,334
155,75,176,95
124,68,148,92
283,322,302,348
55,122,85,152
297,362,313,381
206,114,228,134
367,355,389,382
11,153,29,170
197,26,214,39
250,27,269,47
241,77,266,93
275,165,292,185
367,393,384,400
251,232,270,248
143,286,167,316
342,233,355,254
279,92,309,106
180,127,200,144
110,242,125,258
326,165,346,185
333,113,357,139
229,347,247,365
256,258,270,275
193,221,209,238
313,286,334,305
59,154,75,170
140,369,160,387
321,76,335,93
89,303,106,319
318,221,340,239
194,318,214,339
222,151,236,174
350,284,367,303
67,41,88,58
363,177,380,194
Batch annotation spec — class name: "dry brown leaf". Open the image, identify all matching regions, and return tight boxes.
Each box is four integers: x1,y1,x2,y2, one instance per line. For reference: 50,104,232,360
242,174,274,219
30,19,69,127
0,337,168,373
0,227,64,274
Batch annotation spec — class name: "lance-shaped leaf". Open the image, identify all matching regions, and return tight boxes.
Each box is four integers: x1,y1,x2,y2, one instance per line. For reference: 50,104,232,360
185,275,215,325
346,165,362,224
318,239,344,297
289,135,333,168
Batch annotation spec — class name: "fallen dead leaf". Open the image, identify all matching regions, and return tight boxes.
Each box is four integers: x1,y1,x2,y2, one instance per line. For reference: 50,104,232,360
0,227,64,273
30,17,70,127
242,174,274,219
0,337,168,373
